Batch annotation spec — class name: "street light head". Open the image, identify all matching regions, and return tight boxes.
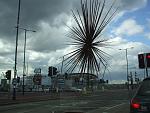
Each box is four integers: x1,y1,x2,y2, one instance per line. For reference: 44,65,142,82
119,47,134,51
32,30,36,32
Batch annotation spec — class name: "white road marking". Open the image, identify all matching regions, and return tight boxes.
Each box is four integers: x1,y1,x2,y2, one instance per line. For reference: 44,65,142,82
105,102,126,111
59,101,88,106
87,102,127,113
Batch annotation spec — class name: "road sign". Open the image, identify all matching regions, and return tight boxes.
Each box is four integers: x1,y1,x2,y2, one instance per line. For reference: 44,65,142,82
34,68,41,74
33,74,42,85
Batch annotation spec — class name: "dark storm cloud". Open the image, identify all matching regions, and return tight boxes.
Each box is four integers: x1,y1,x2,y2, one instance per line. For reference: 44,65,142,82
0,0,146,40
0,0,147,53
20,0,78,27
0,0,17,38
0,0,78,40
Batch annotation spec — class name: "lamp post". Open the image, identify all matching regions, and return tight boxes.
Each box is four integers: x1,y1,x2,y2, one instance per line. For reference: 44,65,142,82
13,0,21,100
119,47,134,90
18,27,36,95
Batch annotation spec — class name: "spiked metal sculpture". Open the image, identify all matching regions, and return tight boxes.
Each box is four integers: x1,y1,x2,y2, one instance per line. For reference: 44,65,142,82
64,0,118,75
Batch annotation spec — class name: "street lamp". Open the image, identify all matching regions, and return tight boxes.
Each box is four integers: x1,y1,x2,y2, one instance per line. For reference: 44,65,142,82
13,0,21,100
119,47,134,90
18,27,36,95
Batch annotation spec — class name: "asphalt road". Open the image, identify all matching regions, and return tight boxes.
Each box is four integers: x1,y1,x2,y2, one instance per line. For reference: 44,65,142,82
0,89,132,113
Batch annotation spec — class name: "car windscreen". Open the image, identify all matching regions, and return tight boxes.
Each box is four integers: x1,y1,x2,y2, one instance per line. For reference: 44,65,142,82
138,80,150,96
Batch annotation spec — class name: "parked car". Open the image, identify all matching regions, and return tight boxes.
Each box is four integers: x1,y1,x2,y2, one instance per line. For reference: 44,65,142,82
130,77,150,113
70,87,82,92
64,87,82,92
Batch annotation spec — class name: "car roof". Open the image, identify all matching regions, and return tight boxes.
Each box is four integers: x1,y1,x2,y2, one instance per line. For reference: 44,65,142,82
143,77,150,81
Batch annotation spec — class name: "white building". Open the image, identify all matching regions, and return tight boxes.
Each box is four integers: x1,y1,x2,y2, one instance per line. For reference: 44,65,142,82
18,74,52,91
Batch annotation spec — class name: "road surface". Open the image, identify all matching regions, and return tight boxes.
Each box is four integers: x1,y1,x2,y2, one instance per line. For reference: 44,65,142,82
0,89,132,113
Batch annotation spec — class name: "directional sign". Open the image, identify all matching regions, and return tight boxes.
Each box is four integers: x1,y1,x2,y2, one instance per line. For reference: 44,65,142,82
34,68,41,74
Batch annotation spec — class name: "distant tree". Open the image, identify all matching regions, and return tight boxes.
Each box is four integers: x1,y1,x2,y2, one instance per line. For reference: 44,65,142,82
64,0,118,75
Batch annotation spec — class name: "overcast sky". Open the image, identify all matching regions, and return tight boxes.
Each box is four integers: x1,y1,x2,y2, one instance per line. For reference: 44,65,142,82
0,0,150,84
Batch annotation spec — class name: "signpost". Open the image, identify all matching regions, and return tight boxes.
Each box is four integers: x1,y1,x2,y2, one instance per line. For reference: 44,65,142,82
33,68,42,91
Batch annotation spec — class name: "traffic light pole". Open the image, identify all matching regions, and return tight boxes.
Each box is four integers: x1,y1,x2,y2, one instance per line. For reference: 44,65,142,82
5,70,11,98
61,56,64,74
145,68,148,78
125,49,129,90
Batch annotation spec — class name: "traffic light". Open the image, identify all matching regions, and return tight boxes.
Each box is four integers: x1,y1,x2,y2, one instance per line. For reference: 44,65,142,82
5,70,11,80
48,66,53,76
138,54,145,68
138,53,150,68
53,67,57,75
146,53,150,67
17,77,20,83
48,66,57,76
106,80,109,84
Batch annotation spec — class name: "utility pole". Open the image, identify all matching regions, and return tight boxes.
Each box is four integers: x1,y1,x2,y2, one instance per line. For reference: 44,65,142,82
13,0,21,100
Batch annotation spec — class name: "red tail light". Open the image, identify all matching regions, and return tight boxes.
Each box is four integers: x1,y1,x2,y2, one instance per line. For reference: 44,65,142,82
131,98,141,109
132,103,140,109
